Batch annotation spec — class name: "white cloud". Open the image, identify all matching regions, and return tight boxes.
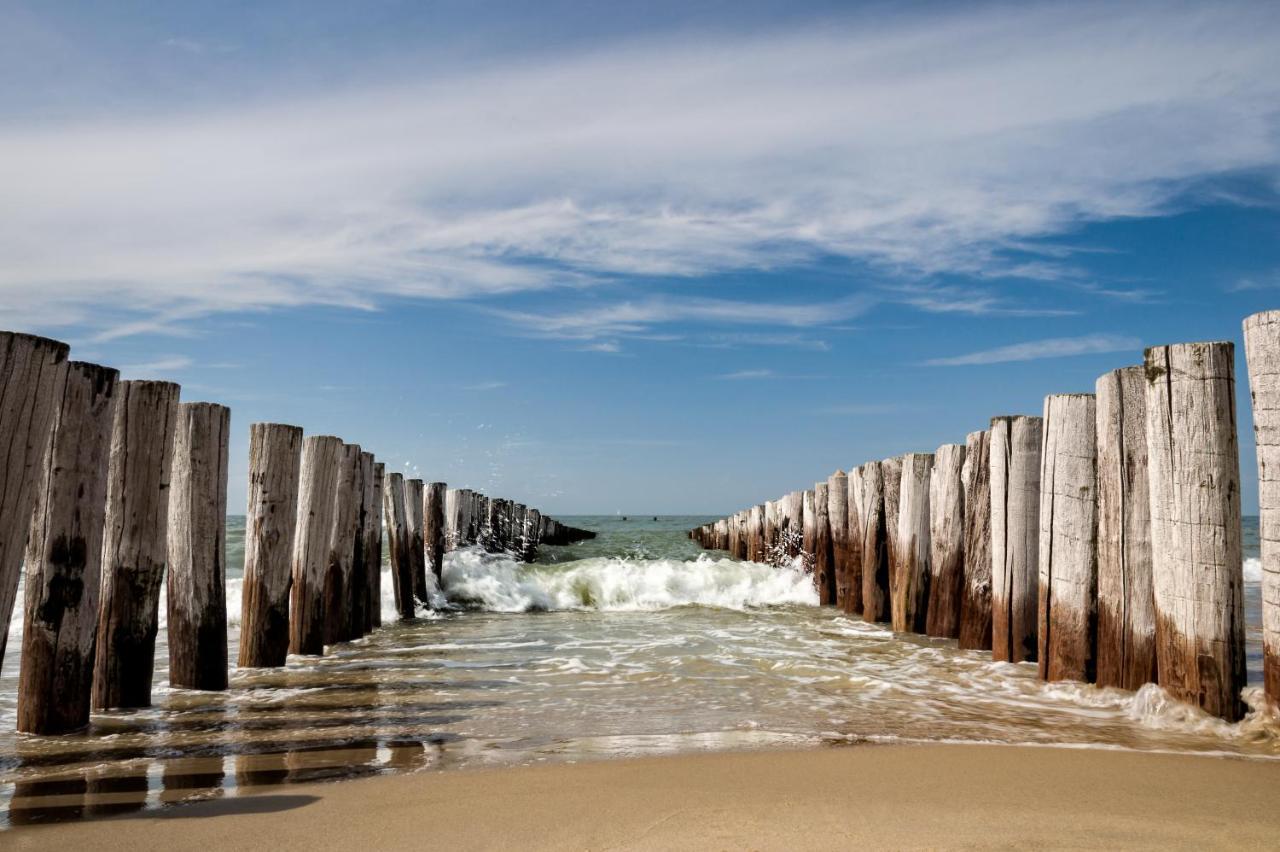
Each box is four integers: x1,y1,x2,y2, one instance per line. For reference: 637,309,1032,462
924,334,1141,366
717,369,777,380
117,354,194,376
2,1,1278,337
464,381,508,391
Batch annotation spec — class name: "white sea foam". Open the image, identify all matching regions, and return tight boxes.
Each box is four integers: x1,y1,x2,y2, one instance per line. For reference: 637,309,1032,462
439,548,819,612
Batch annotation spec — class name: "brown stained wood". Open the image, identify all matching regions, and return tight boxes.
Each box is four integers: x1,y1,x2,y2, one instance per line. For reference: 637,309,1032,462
748,505,764,562
764,501,779,564
352,451,376,638
238,424,303,668
1037,394,1098,684
845,466,865,615
382,472,414,620
926,443,965,639
715,519,728,551
425,482,447,582
990,415,1042,664
93,380,181,709
321,443,362,646
814,482,834,605
786,491,803,560
802,490,817,576
893,453,933,634
1144,341,1246,722
458,490,475,548
17,362,117,734
1244,313,1280,709
166,402,231,691
0,332,70,666
828,472,849,608
881,456,904,615
1095,368,1156,690
958,430,993,651
860,462,891,624
404,479,428,605
288,435,343,655
368,463,385,629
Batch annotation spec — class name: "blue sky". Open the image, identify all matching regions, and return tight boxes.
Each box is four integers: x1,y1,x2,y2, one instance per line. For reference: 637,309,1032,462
3,1,1280,514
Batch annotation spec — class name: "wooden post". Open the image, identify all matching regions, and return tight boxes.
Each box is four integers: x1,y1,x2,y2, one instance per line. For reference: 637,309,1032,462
893,453,933,634
1095,367,1158,690
405,479,428,605
167,402,231,690
747,505,762,561
786,491,803,560
1145,341,1245,721
1245,313,1280,708
355,451,377,637
0,332,69,666
382,472,414,620
990,415,1043,664
814,482,834,604
763,501,778,564
238,424,303,668
425,482,447,582
1037,394,1098,683
526,508,542,561
321,443,361,645
458,489,475,547
829,471,848,609
17,361,117,734
860,462,891,623
728,511,741,558
882,455,904,616
927,443,966,638
845,467,864,615
288,435,342,655
715,518,728,551
958,430,994,651
444,488,460,550
368,462,385,629
93,380,181,709
802,490,817,576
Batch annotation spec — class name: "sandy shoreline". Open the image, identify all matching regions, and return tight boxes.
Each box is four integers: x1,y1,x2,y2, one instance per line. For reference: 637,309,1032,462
7,742,1280,850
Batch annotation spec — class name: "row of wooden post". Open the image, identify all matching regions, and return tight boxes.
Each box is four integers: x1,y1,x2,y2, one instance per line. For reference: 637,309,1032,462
0,329,588,735
694,311,1280,723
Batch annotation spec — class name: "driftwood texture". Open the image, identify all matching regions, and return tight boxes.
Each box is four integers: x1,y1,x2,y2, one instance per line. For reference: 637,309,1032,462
167,402,231,691
958,430,993,651
1037,394,1098,683
383,472,415,620
425,482,447,581
93,380,181,709
846,466,865,615
1095,367,1156,690
926,443,965,638
1144,342,1245,722
990,415,1042,664
367,463,385,629
893,453,933,634
352,451,376,637
18,361,117,733
324,444,363,645
1244,312,1280,709
882,456,904,617
405,479,428,605
828,471,849,609
289,435,342,655
860,462,891,624
814,482,834,604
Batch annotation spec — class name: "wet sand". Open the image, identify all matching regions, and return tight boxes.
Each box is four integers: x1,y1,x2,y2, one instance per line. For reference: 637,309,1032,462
8,743,1279,850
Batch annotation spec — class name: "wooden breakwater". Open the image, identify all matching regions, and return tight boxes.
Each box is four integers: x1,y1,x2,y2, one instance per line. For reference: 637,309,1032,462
693,311,1280,724
0,329,591,735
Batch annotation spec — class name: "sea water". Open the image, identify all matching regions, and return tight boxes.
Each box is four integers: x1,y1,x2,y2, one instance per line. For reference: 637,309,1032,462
1,515,1277,826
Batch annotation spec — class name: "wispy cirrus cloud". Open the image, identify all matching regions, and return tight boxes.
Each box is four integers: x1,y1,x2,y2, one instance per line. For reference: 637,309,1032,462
117,355,194,376
2,1,1278,338
717,369,777,380
924,334,1141,366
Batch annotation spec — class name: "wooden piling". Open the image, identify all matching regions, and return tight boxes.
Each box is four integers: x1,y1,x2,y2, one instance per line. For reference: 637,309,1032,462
846,466,865,615
525,508,542,562
368,462,385,629
990,415,1043,664
828,471,849,609
893,453,933,634
814,483,834,604
926,443,966,639
802,490,817,575
238,424,303,668
17,361,117,734
0,332,69,665
747,505,763,562
425,482,447,582
1094,367,1156,690
320,443,361,645
356,451,378,636
382,472,415,620
882,456,904,614
860,461,891,623
764,501,778,563
786,491,803,560
166,402,231,690
93,380,181,709
1245,313,1280,708
1037,394,1098,683
405,479,428,605
958,430,993,651
1145,341,1246,721
288,435,343,655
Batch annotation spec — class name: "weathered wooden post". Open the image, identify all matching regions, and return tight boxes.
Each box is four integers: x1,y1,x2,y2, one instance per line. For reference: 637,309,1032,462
990,415,1043,664
525,508,542,561
715,518,728,551
368,462,385,628
405,479,428,605
927,443,965,638
828,471,849,608
93,380,181,708
425,482,447,582
802,490,818,576
355,451,377,636
288,435,342,655
1145,341,1245,721
846,466,865,615
167,402,231,690
1094,367,1156,689
728,511,741,558
894,453,933,634
321,443,361,645
0,332,69,665
1244,313,1280,709
763,501,778,563
444,488,460,550
1037,394,1098,683
238,424,303,668
814,482,834,604
882,456,904,613
747,505,762,561
382,472,414,619
458,489,475,547
958,430,993,651
860,462,891,623
17,361,117,734
786,491,803,560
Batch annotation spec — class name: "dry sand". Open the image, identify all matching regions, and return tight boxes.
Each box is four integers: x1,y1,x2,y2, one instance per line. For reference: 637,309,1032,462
8,743,1280,850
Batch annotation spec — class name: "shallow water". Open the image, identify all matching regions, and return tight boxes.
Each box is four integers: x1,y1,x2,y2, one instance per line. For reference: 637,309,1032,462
1,515,1277,827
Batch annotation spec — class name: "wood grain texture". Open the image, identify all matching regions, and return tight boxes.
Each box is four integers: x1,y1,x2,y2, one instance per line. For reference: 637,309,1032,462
814,482,834,604
990,415,1042,664
1095,367,1156,690
425,482,447,582
93,380,181,709
828,471,849,608
382,472,414,621
322,443,362,645
845,467,865,615
893,453,933,634
958,430,993,651
860,461,891,624
1244,312,1280,709
1144,341,1245,722
1037,394,1098,684
802,490,817,576
404,479,428,605
368,463,385,629
786,491,803,561
289,435,343,654
882,456,904,616
17,361,117,733
926,443,965,639
354,451,377,636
